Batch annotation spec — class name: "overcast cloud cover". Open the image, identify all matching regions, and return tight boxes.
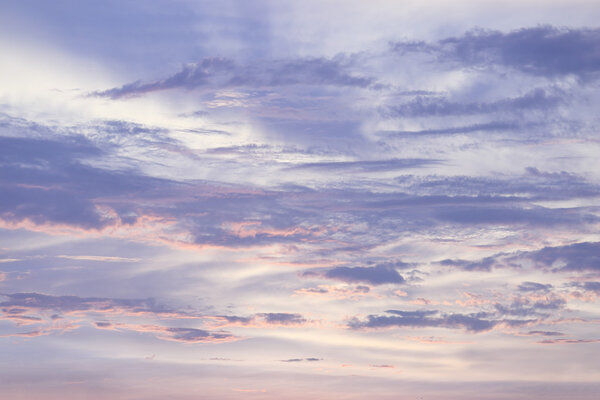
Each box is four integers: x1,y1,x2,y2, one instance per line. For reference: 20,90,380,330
1,1,600,399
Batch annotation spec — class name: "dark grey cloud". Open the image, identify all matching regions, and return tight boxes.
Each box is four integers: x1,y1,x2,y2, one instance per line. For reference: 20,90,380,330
3,117,597,254
385,310,437,318
94,58,234,98
494,297,565,318
439,26,600,78
280,357,322,363
288,158,441,172
572,281,600,293
257,313,306,325
518,282,553,292
219,315,253,324
381,89,561,118
441,242,600,275
0,292,174,316
165,327,234,343
393,26,600,78
538,338,600,344
349,309,497,333
93,56,373,99
0,134,174,229
379,121,520,137
322,264,406,285
527,330,564,337
524,242,600,272
434,205,598,227
439,256,498,271
409,169,600,201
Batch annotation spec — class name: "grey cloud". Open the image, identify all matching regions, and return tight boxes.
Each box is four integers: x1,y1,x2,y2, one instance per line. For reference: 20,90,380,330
409,169,600,201
93,56,373,99
0,134,175,230
94,58,234,98
392,26,600,78
379,121,520,137
527,330,564,337
385,310,437,318
280,357,322,362
494,297,566,317
381,89,561,118
323,264,405,285
257,313,306,325
439,26,600,77
165,327,234,343
518,282,553,292
289,158,441,172
573,282,600,293
434,205,598,227
219,315,253,324
349,309,497,333
0,292,175,316
439,256,498,271
3,117,598,253
522,242,600,272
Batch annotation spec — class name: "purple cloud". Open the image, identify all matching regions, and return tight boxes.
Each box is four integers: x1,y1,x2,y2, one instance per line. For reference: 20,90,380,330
323,264,406,285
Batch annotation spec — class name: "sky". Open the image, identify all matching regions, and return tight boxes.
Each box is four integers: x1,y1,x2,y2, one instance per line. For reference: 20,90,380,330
1,1,600,399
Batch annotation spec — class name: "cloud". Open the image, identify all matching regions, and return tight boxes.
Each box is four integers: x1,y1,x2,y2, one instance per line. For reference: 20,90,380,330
526,331,564,337
439,26,600,78
518,282,553,292
349,309,497,333
93,56,373,99
538,338,600,345
0,134,174,230
381,89,561,118
408,169,600,201
572,282,600,293
494,296,566,318
93,58,234,98
315,264,406,285
163,327,235,343
434,205,597,227
280,357,322,362
0,292,182,318
379,121,520,137
288,158,442,172
520,242,600,272
439,256,498,271
0,293,243,343
256,313,306,326
393,26,600,78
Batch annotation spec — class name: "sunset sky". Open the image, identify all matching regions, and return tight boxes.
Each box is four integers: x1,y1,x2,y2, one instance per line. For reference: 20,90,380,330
1,1,600,399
